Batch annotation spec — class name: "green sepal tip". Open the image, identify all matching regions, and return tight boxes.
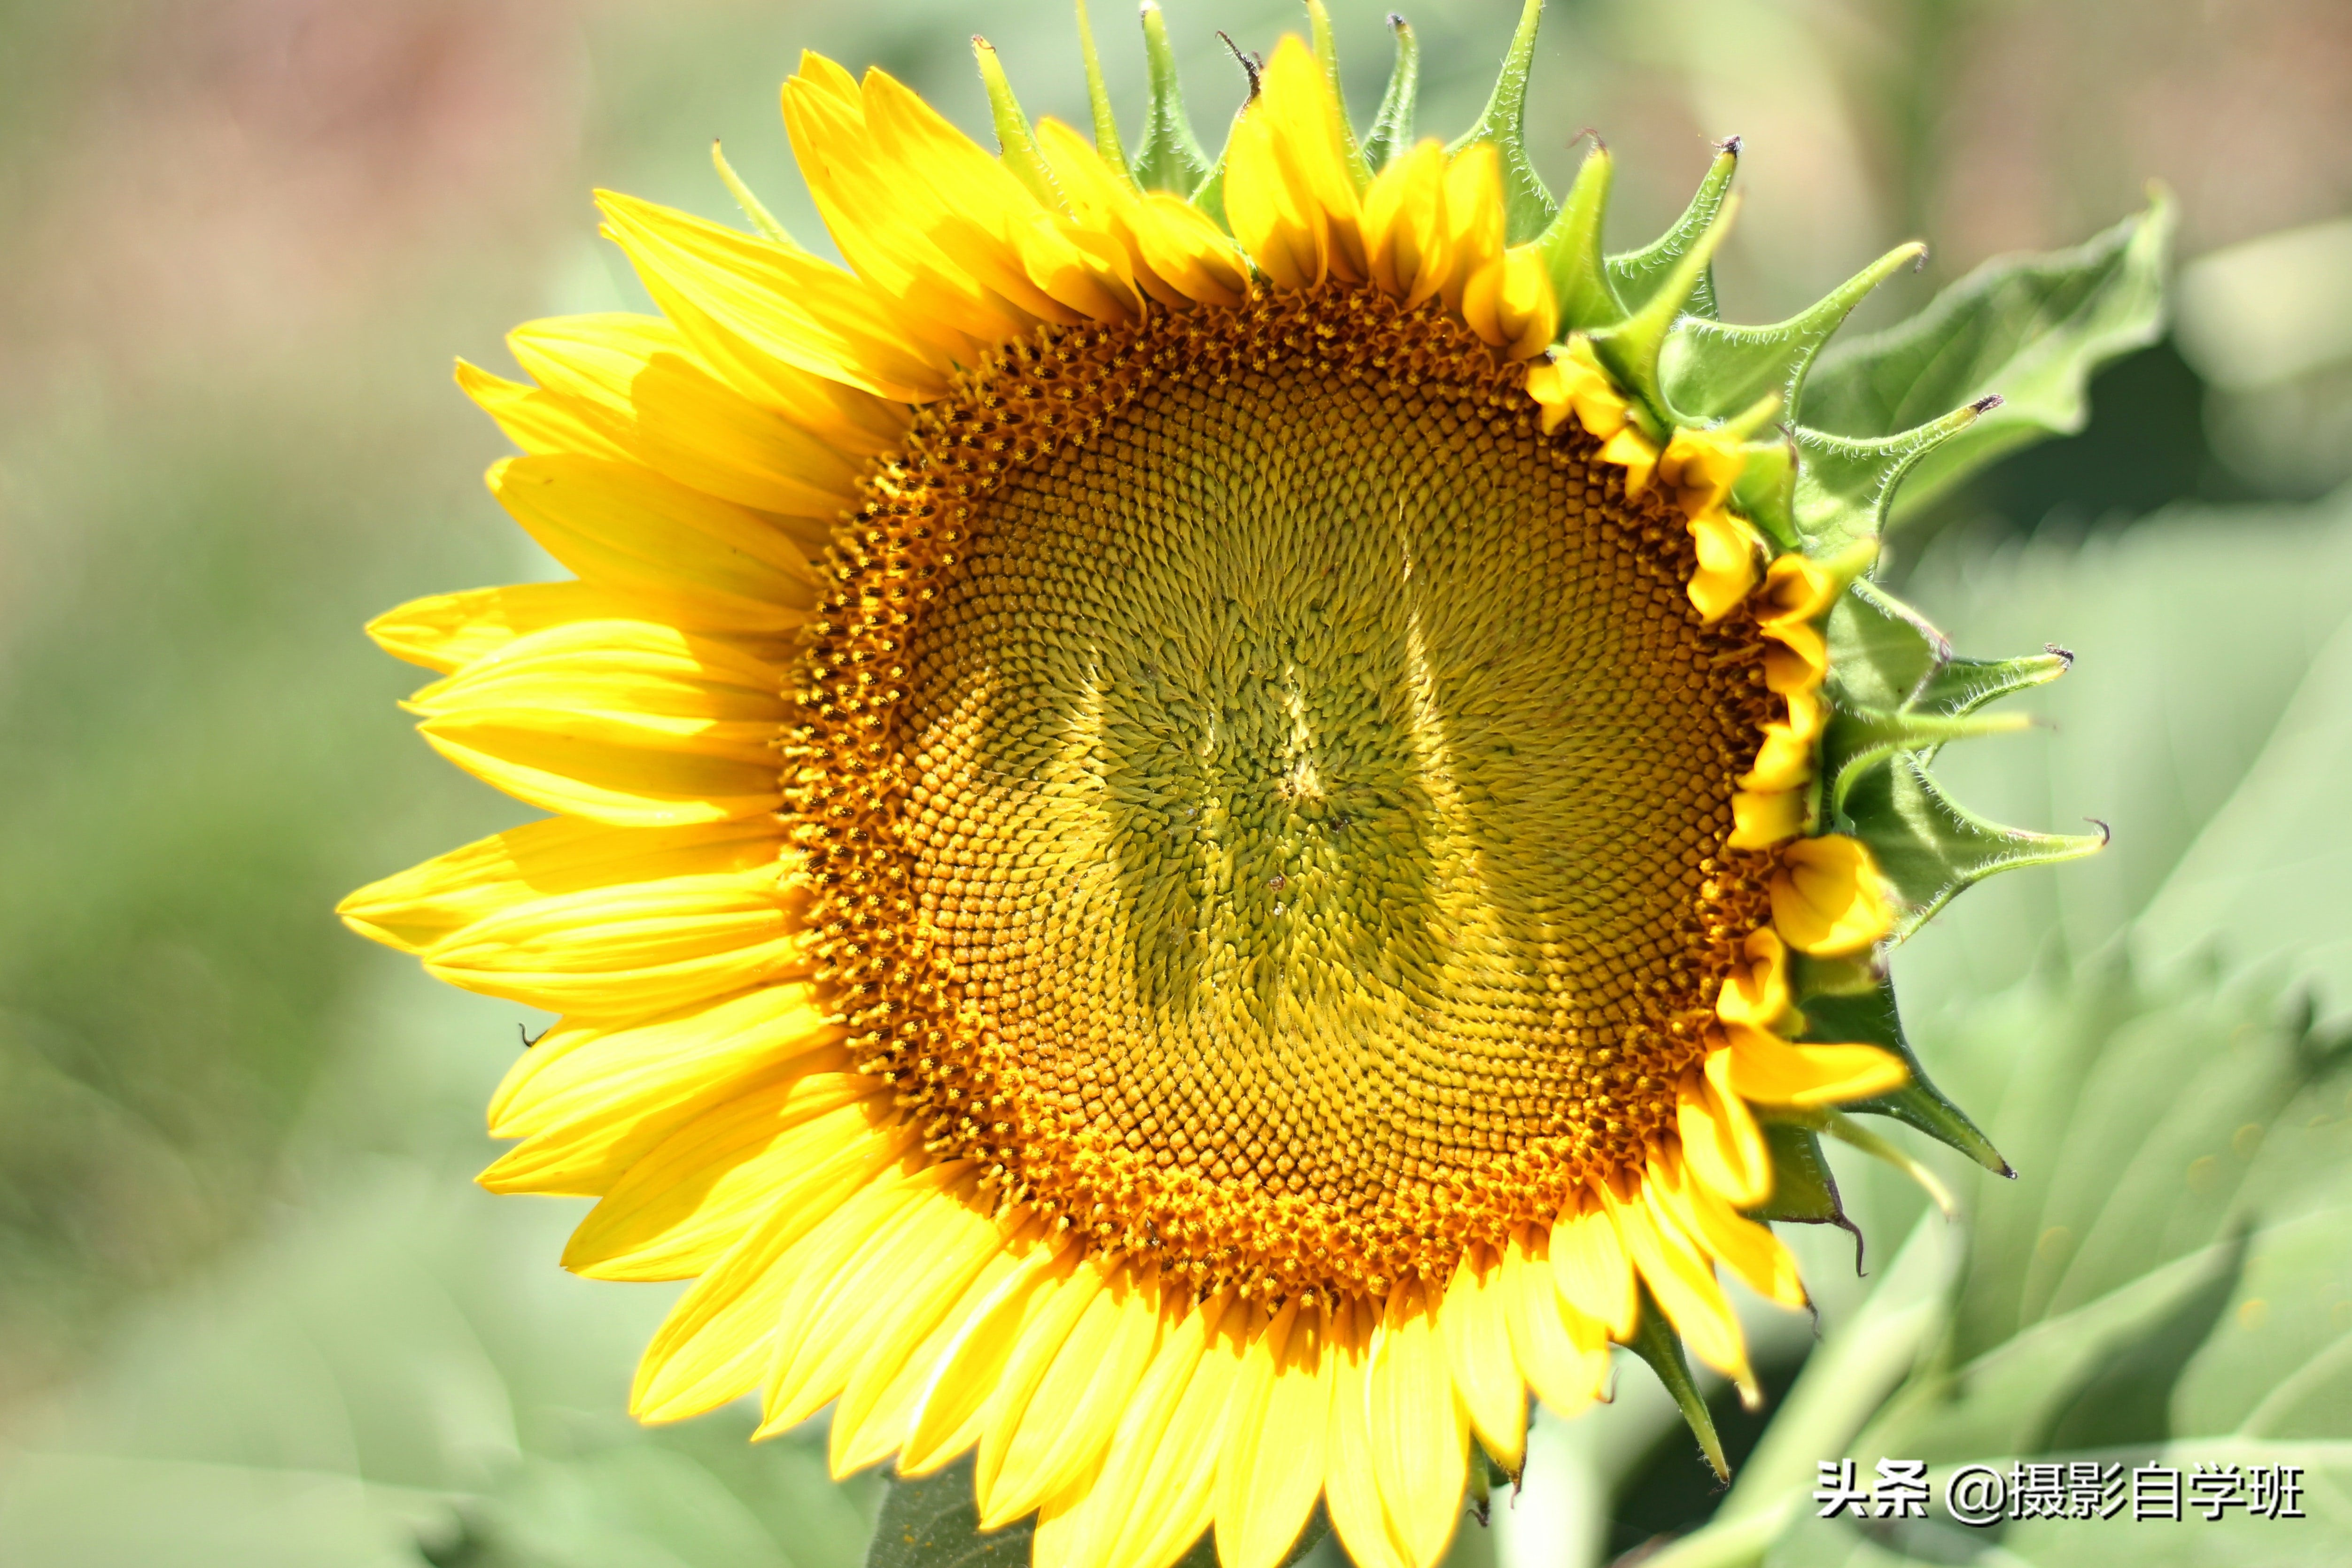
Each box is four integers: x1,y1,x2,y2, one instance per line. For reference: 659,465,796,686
1659,240,1926,426
711,141,795,247
1826,578,2071,746
1796,961,2010,1177
1134,0,1212,198
1840,750,2109,942
1538,145,1622,333
1361,14,1419,173
1745,1119,1847,1227
1304,0,1372,192
1588,193,1741,417
1824,706,2034,815
1072,0,1138,192
1628,1290,1732,1479
1609,139,1738,321
1789,394,1993,554
972,39,1060,209
1444,0,1556,244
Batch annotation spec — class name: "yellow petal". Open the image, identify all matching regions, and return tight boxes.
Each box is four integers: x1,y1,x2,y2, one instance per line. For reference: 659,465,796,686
1225,36,1367,291
364,580,648,674
1529,338,1633,440
1438,1248,1526,1472
829,1221,1046,1477
1677,1052,1772,1209
1502,1229,1607,1421
409,619,787,826
629,1151,919,1422
759,1165,996,1437
1548,1197,1638,1341
1685,508,1762,623
480,984,842,1196
489,980,827,1137
1657,1156,1807,1310
547,349,858,531
598,188,948,404
1325,1296,1412,1568
1607,1173,1751,1384
1460,243,1558,361
1770,834,1896,954
1727,788,1807,850
1757,548,1840,627
970,1258,1110,1504
423,871,808,1017
488,455,817,631
560,1072,905,1281
512,309,908,460
1723,1022,1908,1107
1360,139,1449,305
1658,427,1747,517
900,1240,1077,1477
1437,143,1504,317
339,816,783,955
1600,425,1659,495
780,69,1044,357
1031,1285,1220,1568
1102,1293,1254,1568
456,358,634,463
1738,681,1825,794
1033,118,1248,308
857,70,1139,324
1370,1283,1468,1568
1715,926,1793,1031
1216,1299,1335,1568
1224,97,1321,292
979,1262,1166,1527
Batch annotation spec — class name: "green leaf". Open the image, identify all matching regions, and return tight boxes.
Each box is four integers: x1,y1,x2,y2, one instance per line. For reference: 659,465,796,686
865,1457,1033,1568
1071,0,1134,192
1799,193,2175,519
1886,492,2352,1010
1590,200,1738,422
1646,952,2352,1568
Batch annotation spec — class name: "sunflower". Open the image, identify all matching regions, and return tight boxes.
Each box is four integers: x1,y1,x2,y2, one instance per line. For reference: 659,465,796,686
342,4,2105,1565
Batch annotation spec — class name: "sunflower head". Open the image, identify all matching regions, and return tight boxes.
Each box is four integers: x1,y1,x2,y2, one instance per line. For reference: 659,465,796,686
342,4,2162,1565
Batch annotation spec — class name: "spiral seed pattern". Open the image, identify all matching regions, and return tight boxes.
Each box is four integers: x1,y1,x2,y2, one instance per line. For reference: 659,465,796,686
786,283,1780,1300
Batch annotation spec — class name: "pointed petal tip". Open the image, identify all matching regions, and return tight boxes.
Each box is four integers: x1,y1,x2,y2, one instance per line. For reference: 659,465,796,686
2045,641,2076,668
2086,816,2113,849
1970,392,2004,414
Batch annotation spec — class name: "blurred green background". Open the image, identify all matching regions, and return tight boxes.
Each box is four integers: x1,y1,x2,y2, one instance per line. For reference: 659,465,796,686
2,2,2349,1565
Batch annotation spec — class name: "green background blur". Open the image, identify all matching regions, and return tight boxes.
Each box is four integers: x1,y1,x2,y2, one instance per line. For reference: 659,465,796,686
3,2,2350,1565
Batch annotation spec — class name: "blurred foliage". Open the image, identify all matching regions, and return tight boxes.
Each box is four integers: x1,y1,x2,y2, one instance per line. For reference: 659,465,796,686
1,1,2349,1566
